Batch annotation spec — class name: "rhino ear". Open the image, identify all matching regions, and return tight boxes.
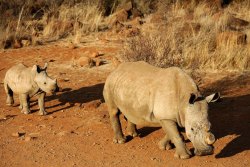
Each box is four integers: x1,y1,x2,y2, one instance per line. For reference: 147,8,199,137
189,93,197,104
206,92,220,103
43,63,48,71
32,65,42,73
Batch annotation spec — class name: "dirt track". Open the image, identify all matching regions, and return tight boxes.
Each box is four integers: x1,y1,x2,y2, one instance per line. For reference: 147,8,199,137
0,40,250,167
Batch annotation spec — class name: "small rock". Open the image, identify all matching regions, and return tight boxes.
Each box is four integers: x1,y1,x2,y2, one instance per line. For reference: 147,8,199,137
82,100,102,110
21,40,31,47
13,39,22,49
12,132,25,137
29,133,39,138
24,136,32,141
227,16,249,31
112,57,121,67
0,115,7,120
77,56,94,68
49,115,56,119
94,59,102,66
57,131,71,137
38,124,46,128
67,42,77,49
117,1,133,12
89,51,99,58
216,31,247,48
64,78,70,82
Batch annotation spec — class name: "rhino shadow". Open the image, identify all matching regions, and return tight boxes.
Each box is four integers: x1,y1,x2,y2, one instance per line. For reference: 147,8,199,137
45,83,105,114
200,74,250,158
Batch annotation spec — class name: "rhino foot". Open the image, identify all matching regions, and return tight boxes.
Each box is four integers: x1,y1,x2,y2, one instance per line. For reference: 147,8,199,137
38,110,48,116
6,102,13,106
127,131,138,138
22,109,31,114
158,141,172,150
19,104,23,109
113,136,127,144
6,98,14,106
174,148,192,159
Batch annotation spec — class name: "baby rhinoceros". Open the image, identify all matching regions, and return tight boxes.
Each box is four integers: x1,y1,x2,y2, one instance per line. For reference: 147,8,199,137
4,63,59,115
103,61,220,159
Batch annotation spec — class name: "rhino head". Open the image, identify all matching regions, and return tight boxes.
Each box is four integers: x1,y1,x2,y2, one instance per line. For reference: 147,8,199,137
185,93,220,156
32,63,59,94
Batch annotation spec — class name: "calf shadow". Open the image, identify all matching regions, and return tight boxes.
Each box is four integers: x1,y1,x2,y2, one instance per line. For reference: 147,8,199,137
45,83,105,113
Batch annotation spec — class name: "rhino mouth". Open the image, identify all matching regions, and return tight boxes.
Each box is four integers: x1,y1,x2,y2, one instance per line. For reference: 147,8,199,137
194,145,214,156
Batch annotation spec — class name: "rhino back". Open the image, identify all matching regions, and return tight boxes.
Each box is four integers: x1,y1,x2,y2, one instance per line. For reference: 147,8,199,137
104,61,198,126
4,64,38,94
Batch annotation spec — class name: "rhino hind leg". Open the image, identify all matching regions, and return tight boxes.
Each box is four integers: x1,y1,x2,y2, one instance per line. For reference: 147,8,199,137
160,120,191,159
127,121,138,137
4,82,14,106
107,103,126,144
158,134,172,150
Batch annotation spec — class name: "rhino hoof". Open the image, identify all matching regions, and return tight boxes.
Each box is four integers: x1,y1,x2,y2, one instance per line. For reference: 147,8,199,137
22,110,31,114
6,103,13,106
128,131,138,138
158,142,172,150
113,136,126,144
174,152,191,159
38,111,48,116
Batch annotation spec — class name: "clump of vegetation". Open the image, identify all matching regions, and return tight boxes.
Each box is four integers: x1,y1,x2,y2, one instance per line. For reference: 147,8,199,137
0,0,249,72
121,0,250,72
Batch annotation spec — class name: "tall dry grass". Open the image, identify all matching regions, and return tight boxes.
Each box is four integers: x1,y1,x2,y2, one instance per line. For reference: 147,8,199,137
0,0,112,47
122,0,250,72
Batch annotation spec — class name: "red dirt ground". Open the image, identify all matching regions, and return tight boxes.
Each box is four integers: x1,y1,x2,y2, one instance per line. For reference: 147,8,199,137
0,38,249,167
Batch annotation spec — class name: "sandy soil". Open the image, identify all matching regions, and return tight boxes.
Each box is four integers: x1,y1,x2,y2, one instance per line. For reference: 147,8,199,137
0,38,249,167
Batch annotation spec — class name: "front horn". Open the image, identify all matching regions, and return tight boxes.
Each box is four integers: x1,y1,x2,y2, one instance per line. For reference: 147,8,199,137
205,133,215,145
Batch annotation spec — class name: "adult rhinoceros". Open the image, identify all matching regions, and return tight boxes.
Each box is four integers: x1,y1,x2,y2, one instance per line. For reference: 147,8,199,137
103,61,220,159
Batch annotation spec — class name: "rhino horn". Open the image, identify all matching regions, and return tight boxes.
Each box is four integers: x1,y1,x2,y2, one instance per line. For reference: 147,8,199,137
205,132,215,145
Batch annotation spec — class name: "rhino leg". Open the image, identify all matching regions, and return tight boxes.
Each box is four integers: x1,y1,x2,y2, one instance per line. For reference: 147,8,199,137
37,92,48,116
19,95,23,109
107,104,126,144
127,121,138,137
158,134,172,150
160,120,191,159
20,94,31,114
4,82,14,106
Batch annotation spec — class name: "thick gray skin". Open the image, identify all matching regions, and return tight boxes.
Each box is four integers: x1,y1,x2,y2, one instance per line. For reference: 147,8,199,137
4,63,59,115
103,61,219,159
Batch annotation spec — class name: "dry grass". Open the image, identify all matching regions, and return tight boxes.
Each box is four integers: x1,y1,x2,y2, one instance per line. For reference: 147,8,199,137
0,0,109,47
0,0,249,72
121,0,250,72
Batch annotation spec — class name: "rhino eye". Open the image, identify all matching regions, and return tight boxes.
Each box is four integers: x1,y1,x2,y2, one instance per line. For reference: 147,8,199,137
191,128,194,131
44,82,47,85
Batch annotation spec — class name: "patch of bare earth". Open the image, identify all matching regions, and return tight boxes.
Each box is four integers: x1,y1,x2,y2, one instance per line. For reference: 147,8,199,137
0,37,249,167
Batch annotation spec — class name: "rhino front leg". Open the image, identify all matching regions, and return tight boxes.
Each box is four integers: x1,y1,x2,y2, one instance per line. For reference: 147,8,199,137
4,82,14,106
20,94,31,114
37,92,48,116
19,94,23,109
160,120,191,159
108,104,126,144
158,134,172,150
127,121,138,137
